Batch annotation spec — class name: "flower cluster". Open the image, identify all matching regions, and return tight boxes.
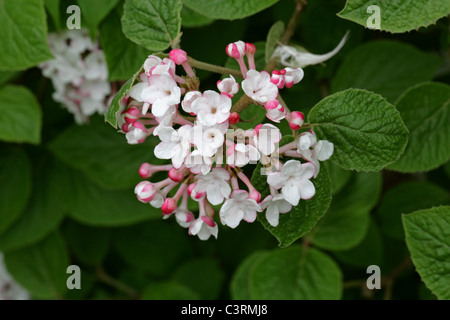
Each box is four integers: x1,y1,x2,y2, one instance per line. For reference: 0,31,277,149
0,253,29,300
118,40,334,240
39,29,111,124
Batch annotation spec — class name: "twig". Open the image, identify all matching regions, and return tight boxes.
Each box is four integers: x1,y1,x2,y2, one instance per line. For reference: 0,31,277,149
188,57,243,78
96,266,140,299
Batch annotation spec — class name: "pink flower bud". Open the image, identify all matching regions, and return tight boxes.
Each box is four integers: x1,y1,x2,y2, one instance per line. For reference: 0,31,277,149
265,99,279,110
248,189,261,203
162,198,177,215
288,111,305,130
271,70,285,89
134,181,155,203
169,49,188,65
229,112,240,125
187,183,196,196
245,43,256,55
283,67,304,88
139,163,153,179
168,167,184,182
254,123,263,135
123,106,141,124
226,41,246,59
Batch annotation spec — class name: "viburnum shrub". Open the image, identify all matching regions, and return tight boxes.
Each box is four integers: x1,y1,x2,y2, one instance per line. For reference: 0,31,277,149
0,0,449,301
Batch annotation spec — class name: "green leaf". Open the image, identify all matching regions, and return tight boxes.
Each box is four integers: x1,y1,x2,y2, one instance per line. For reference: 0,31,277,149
309,172,382,251
324,161,352,195
45,0,60,29
182,0,280,20
77,0,120,37
65,165,160,226
334,219,383,268
0,0,53,70
265,21,284,63
114,220,193,278
0,70,18,85
0,147,31,235
338,0,450,33
230,251,269,300
0,155,66,252
121,0,182,51
251,161,332,248
181,5,213,28
249,246,342,299
105,67,142,128
331,40,442,103
4,232,69,299
308,89,409,171
387,82,450,172
402,206,450,300
172,258,225,299
63,220,111,266
377,181,449,241
49,116,163,190
142,281,200,300
0,85,42,144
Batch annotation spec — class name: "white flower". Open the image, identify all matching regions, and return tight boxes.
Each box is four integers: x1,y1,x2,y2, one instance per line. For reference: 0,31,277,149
189,216,218,240
144,55,162,75
189,123,226,158
253,123,281,155
153,105,176,136
296,131,334,178
260,194,292,227
227,143,260,167
185,150,213,175
84,51,108,81
181,91,202,114
194,168,231,205
150,191,164,208
242,70,278,104
126,122,148,145
283,67,304,88
154,125,192,168
129,73,181,116
0,253,29,300
164,207,195,228
217,75,239,97
265,100,286,123
219,190,262,229
273,31,349,68
191,90,231,126
267,160,316,206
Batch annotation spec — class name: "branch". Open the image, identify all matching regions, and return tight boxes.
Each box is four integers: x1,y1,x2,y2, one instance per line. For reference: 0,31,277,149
188,57,243,78
96,266,141,299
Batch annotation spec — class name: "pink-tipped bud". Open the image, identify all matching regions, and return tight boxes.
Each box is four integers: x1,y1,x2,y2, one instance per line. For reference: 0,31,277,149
248,189,261,203
265,99,279,110
283,67,304,88
134,181,155,203
229,112,240,125
169,49,188,65
201,216,216,228
121,123,130,133
245,43,256,55
139,163,153,179
168,167,184,182
254,123,263,135
288,111,305,130
123,106,141,124
226,41,246,59
161,198,177,215
187,183,196,196
271,70,285,89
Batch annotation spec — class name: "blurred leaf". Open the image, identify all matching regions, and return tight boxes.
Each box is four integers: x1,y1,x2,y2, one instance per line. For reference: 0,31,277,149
309,172,382,251
308,89,409,171
0,0,53,70
324,160,352,195
4,232,69,299
331,41,442,102
77,0,120,37
403,206,450,299
265,21,284,63
388,82,450,172
182,0,280,20
105,67,142,128
122,0,182,51
181,5,213,28
49,116,163,190
45,0,61,29
64,271,95,300
0,85,42,144
376,181,449,240
0,71,18,85
172,257,225,299
100,10,149,82
241,246,342,299
142,281,200,300
251,161,332,247
338,0,450,33
334,219,383,268
63,220,111,266
0,156,66,252
230,251,269,300
114,220,193,278
0,147,31,235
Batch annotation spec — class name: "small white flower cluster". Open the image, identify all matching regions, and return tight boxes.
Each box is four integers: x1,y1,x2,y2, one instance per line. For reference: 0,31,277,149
118,41,334,240
39,30,111,124
0,253,29,300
